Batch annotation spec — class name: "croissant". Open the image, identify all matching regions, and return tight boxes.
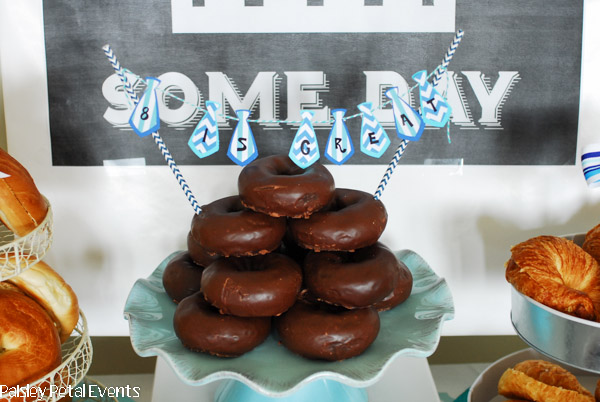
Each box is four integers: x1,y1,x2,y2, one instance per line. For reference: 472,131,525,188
583,223,600,265
506,235,600,321
498,359,594,402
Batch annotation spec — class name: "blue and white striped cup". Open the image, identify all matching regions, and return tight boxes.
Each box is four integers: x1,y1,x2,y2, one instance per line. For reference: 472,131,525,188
582,143,600,188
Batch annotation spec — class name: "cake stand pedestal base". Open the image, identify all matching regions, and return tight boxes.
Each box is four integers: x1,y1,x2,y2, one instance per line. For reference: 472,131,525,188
151,355,439,402
215,379,367,402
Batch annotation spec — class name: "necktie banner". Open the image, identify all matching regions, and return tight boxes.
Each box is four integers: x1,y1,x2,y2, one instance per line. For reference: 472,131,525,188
129,77,161,137
358,102,390,158
227,110,258,166
124,72,456,168
325,109,354,165
289,110,319,169
188,100,221,159
413,70,452,128
386,87,425,142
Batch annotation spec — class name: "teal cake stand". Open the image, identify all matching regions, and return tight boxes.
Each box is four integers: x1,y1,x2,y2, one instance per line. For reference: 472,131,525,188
124,249,453,401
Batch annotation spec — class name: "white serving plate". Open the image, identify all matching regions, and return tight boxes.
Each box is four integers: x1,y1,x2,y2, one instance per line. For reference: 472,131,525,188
468,348,599,402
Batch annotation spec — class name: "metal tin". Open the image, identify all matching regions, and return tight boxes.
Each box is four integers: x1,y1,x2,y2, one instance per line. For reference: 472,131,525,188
510,233,600,374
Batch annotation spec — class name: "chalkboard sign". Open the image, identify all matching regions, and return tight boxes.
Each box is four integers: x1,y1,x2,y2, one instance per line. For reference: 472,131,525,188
43,0,583,166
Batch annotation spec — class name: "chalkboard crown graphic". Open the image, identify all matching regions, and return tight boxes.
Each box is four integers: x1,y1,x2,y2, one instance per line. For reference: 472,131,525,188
171,0,456,33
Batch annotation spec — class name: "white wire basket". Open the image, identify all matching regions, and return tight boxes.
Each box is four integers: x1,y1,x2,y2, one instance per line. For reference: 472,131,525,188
6,310,94,402
0,198,53,281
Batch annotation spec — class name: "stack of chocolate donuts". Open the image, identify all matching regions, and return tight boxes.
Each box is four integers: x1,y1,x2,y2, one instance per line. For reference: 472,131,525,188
162,154,413,361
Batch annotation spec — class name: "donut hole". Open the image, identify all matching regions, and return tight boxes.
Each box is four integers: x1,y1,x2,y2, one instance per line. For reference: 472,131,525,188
272,163,305,177
228,257,269,273
319,191,366,215
311,300,349,315
221,198,245,214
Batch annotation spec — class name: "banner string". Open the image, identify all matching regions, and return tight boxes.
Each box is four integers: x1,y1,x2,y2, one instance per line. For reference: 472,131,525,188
373,29,464,201
103,45,203,215
118,67,445,126
104,29,463,210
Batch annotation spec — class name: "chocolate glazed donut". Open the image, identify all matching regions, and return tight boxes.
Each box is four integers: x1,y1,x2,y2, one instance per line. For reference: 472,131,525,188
373,258,413,311
174,292,271,357
275,299,380,361
187,231,220,267
289,188,387,251
238,154,335,218
191,195,286,257
202,253,302,317
162,251,205,304
303,243,401,309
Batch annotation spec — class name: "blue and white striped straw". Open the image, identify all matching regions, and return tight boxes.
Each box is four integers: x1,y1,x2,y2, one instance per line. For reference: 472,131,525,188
373,29,464,201
103,44,203,215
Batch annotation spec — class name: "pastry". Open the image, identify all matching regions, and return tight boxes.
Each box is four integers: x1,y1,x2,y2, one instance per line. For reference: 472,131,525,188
506,235,600,321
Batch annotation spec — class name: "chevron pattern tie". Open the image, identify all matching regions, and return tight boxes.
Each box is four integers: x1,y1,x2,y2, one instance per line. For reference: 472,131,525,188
188,101,221,159
129,77,161,137
227,110,258,166
325,109,354,165
413,70,452,128
385,87,425,142
358,102,390,158
289,110,319,169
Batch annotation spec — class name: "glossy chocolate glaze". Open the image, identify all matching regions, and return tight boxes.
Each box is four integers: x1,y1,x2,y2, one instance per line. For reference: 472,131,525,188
373,259,413,311
303,243,400,309
173,292,271,357
202,253,302,317
289,188,387,251
186,231,220,267
162,251,205,304
275,299,380,361
191,195,286,257
238,155,335,218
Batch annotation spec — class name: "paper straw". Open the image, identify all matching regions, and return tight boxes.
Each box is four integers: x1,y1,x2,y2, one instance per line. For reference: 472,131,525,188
103,45,203,215
433,29,464,86
373,29,464,200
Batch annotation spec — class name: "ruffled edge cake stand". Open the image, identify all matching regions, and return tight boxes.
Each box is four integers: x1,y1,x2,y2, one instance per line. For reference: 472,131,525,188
124,249,454,402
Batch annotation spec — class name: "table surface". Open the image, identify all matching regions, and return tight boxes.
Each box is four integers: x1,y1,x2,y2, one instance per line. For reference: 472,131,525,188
92,362,488,402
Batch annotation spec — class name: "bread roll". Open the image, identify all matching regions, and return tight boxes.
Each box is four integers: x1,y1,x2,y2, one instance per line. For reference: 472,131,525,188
0,287,62,388
0,148,48,236
7,260,79,342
